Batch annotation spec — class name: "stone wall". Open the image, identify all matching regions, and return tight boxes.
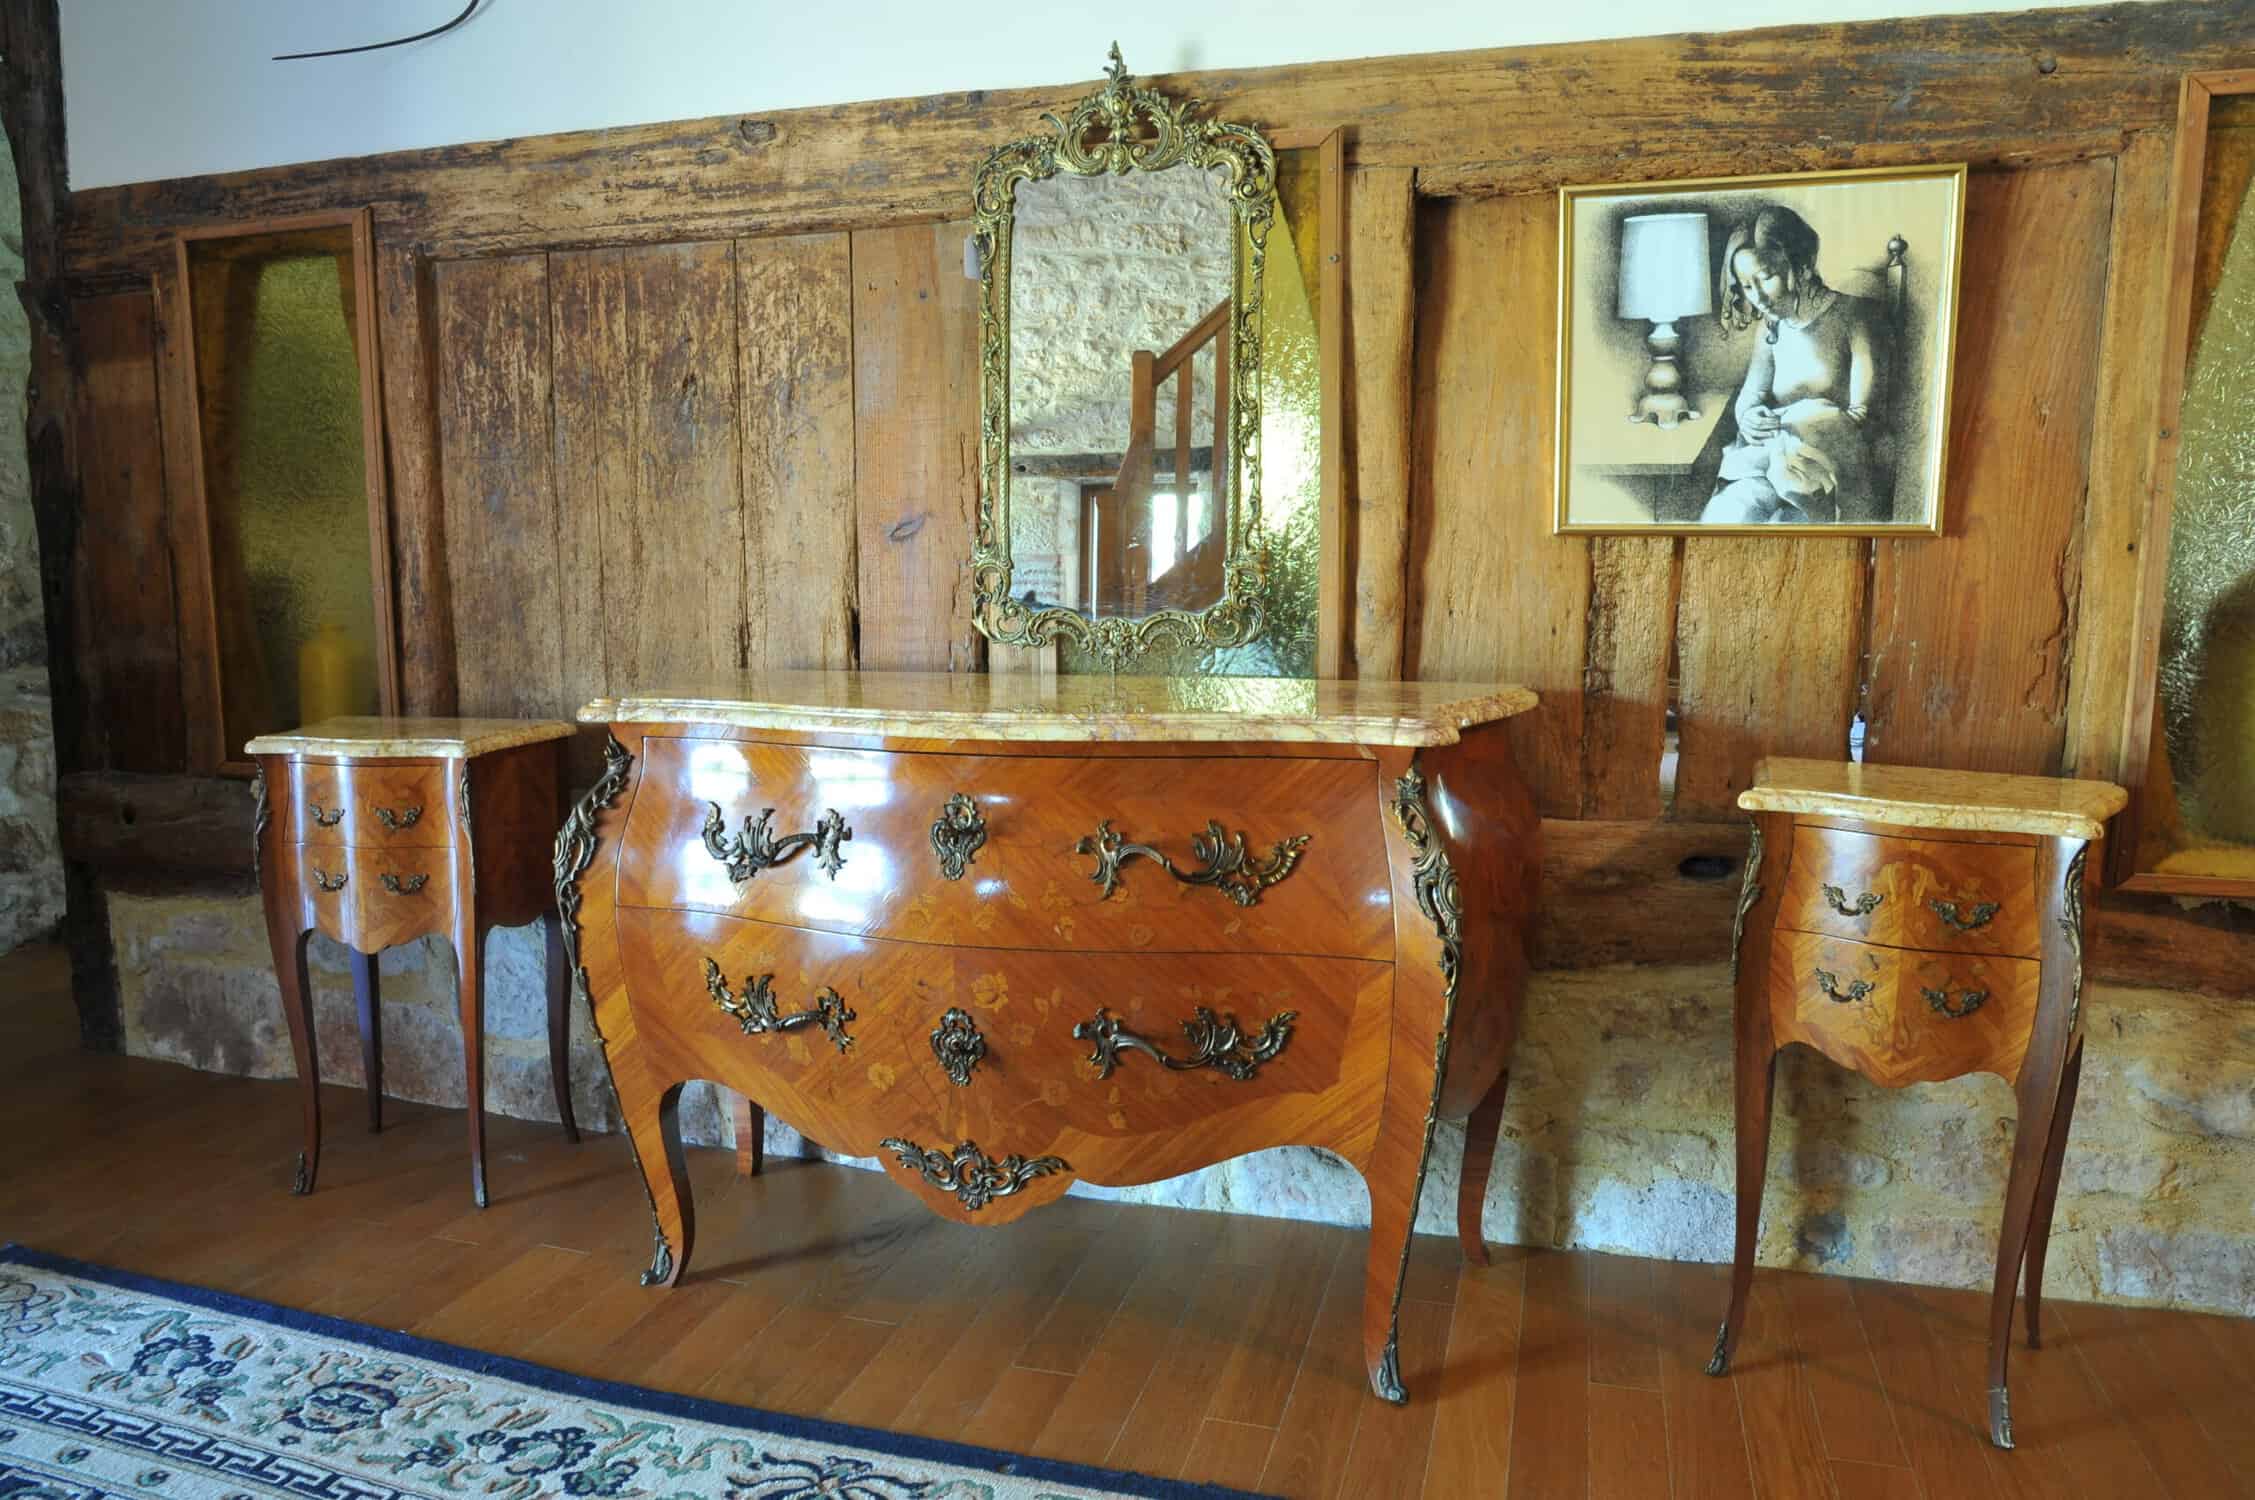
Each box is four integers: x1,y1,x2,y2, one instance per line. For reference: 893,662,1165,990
0,119,64,955
108,888,2255,1316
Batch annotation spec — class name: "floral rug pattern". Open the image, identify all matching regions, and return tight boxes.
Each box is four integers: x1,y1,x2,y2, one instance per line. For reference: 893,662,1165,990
0,1248,1264,1500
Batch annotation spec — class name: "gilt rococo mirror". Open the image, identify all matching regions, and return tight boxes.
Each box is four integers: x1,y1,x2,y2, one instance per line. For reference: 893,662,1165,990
969,45,1278,666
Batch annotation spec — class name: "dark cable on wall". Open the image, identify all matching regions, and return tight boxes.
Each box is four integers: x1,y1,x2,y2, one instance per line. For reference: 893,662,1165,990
273,0,481,61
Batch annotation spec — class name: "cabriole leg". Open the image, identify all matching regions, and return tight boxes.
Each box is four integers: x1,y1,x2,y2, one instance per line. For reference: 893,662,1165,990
1456,1068,1511,1266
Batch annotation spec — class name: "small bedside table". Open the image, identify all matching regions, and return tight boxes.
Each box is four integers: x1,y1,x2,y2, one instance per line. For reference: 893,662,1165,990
248,717,580,1207
1706,756,2126,1450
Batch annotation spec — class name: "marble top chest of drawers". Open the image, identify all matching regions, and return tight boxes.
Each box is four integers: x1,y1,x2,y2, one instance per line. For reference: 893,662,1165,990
555,671,1541,1403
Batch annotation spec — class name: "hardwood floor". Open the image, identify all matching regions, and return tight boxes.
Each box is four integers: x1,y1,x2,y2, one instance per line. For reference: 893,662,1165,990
5,942,2252,1498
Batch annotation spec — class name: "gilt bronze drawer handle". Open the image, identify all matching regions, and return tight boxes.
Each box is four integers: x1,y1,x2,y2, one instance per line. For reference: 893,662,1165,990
701,801,851,883
1927,897,2000,933
1813,967,1873,1005
374,804,423,831
311,868,348,892
879,1136,1067,1211
308,802,345,827
931,1007,986,1086
379,872,428,895
1074,819,1310,908
1821,884,1883,918
1923,985,1989,1019
930,793,987,880
1072,1004,1299,1081
703,958,855,1052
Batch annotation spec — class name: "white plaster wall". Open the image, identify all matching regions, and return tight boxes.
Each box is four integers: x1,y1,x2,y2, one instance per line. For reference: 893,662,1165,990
61,0,2160,190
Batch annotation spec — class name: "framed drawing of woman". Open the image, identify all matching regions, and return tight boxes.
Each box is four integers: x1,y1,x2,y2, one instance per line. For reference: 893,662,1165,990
1553,164,1966,536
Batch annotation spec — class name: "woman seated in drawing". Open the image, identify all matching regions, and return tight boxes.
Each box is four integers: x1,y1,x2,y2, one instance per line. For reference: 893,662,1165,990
1701,206,1891,525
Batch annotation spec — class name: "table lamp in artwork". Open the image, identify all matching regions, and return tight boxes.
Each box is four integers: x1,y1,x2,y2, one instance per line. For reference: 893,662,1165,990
1619,211,1712,429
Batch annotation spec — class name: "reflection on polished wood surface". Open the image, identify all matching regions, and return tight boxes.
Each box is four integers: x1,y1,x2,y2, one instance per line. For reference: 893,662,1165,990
7,943,2250,1500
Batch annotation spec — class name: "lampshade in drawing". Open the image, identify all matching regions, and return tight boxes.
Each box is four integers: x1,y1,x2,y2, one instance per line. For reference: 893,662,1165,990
1617,212,1713,321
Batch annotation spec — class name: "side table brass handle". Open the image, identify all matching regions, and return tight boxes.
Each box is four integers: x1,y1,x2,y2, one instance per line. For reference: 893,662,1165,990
1072,1004,1298,1080
1074,819,1310,907
374,804,423,831
308,802,344,827
1928,897,2000,933
930,793,987,880
1923,985,1988,1019
380,872,429,894
312,869,348,892
1813,967,1873,1005
704,958,855,1052
931,1007,986,1086
1821,883,1882,918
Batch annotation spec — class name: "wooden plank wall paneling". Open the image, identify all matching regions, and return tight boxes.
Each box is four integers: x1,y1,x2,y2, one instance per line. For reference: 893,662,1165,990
1864,161,2115,775
430,255,566,723
1581,539,1676,820
1409,192,1587,818
738,232,859,672
1345,167,1416,680
376,244,458,718
851,221,981,674
70,291,183,773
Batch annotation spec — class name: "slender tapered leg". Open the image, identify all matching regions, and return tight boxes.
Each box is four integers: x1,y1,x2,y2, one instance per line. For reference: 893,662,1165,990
457,919,489,1208
269,924,319,1194
732,1092,764,1178
2022,1037,2084,1350
1710,811,1790,1378
1456,1068,1510,1265
622,1079,696,1286
1710,1051,1778,1375
542,913,580,1144
350,948,382,1133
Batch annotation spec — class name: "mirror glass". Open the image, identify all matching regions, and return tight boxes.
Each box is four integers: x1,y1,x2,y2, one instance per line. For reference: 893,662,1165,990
1006,167,1235,621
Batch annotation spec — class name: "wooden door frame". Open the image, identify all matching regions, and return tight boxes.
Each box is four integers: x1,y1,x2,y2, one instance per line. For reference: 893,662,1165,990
1271,126,1349,679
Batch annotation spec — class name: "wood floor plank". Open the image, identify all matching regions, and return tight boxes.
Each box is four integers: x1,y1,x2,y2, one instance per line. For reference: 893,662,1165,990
1848,1279,1996,1500
1902,1284,2090,1500
1423,1247,1527,1498
970,1365,1079,1460
1657,1259,1757,1500
1207,1219,1344,1428
1107,1260,1271,1478
1182,1419,1280,1494
1732,1274,1832,1500
1503,1247,1591,1500
895,1222,1101,1438
1588,1249,1663,1391
1778,1262,1907,1468
759,1314,902,1421
2152,1314,2255,1492
1330,1297,1451,1500
827,1222,1041,1431
1012,1202,1167,1377
1257,1229,1371,1500
1829,1459,1922,1500
2058,1297,2248,1499
1589,1382,1672,1500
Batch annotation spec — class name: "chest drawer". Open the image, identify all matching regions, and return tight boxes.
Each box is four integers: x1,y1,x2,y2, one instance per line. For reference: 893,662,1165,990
279,760,454,849
1777,826,2037,958
1766,930,2042,1087
300,846,455,951
616,736,1395,960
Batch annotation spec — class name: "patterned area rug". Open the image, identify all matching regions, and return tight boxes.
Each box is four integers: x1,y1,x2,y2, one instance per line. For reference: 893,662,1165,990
0,1247,1270,1500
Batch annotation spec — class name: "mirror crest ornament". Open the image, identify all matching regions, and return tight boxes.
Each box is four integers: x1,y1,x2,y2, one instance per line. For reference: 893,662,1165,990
969,45,1278,666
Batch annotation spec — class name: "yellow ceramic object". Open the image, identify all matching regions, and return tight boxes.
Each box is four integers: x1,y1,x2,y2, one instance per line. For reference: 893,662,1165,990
297,621,368,724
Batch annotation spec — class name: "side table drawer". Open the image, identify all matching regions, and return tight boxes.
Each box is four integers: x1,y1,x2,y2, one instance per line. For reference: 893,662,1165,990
300,847,454,951
1778,826,2037,958
282,761,453,849
1767,931,2043,1087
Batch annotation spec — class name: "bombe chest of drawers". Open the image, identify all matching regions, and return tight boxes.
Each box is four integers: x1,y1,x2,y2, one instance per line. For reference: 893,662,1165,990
556,671,1540,1402
1708,756,2126,1450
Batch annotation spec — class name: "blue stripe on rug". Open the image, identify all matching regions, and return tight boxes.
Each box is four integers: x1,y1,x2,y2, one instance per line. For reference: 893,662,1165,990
0,1243,1280,1500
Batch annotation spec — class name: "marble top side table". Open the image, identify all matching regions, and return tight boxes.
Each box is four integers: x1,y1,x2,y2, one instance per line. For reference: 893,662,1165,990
248,717,579,1207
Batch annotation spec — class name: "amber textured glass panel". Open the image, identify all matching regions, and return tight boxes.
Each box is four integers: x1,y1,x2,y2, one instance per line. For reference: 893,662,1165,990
189,234,377,754
2152,95,2255,880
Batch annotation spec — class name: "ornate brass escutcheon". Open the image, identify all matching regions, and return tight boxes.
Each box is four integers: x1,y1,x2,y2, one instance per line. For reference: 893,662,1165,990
312,868,348,892
1072,1004,1298,1081
374,805,423,831
1814,967,1874,1005
930,1008,986,1086
380,872,429,894
879,1136,1067,1211
702,801,851,884
703,959,856,1052
308,802,345,827
930,793,987,880
1927,896,2000,933
1922,985,1988,1019
1074,819,1309,907
1821,883,1883,918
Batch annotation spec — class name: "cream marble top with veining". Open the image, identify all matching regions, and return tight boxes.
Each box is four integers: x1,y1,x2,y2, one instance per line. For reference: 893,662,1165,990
1740,756,2128,839
246,717,577,760
580,672,1537,748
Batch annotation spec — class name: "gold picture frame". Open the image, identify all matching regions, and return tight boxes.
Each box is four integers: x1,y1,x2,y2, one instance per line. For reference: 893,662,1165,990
1554,163,1966,536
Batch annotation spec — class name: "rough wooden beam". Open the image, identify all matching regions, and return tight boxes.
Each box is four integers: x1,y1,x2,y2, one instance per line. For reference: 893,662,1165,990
59,3,2255,281
57,770,257,880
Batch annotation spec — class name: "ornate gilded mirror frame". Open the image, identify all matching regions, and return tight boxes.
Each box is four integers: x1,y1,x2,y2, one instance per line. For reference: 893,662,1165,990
969,45,1278,666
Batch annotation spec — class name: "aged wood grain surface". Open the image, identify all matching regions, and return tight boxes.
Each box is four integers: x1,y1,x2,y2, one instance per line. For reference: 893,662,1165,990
851,221,980,674
1675,537,1867,821
738,232,858,673
377,245,458,718
1408,191,1586,817
431,255,564,722
1345,166,1415,681
59,4,2255,278
71,290,183,773
150,260,223,770
1865,161,2115,776
1581,537,1675,821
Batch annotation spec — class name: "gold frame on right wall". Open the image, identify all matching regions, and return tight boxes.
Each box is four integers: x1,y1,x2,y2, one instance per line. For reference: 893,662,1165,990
2115,68,2255,897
